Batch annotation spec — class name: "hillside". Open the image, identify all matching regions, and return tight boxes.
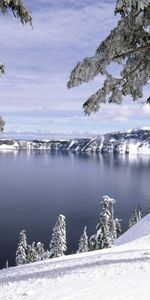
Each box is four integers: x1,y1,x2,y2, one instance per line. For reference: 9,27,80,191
1,128,150,154
0,214,150,299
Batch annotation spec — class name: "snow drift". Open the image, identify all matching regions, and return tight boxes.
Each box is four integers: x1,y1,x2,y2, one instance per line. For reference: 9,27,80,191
0,214,150,299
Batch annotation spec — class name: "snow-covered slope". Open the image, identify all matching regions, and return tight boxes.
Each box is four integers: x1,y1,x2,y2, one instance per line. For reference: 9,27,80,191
116,213,150,247
0,214,150,300
1,128,150,154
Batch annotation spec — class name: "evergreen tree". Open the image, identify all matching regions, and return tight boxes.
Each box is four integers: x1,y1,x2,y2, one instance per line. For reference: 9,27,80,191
89,195,119,250
96,195,117,249
115,218,122,238
43,250,50,260
89,234,97,251
16,230,27,265
145,207,150,215
128,206,142,228
49,214,67,258
109,198,118,242
68,0,150,114
27,242,38,263
36,242,46,261
77,226,89,253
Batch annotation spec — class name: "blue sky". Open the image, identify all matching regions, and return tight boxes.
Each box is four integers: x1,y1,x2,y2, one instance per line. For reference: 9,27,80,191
0,0,150,137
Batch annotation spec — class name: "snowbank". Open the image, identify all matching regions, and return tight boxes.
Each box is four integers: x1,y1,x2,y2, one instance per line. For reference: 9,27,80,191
0,214,150,299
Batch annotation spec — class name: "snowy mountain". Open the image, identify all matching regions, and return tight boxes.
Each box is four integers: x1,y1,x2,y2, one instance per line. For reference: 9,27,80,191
1,128,150,154
0,214,150,299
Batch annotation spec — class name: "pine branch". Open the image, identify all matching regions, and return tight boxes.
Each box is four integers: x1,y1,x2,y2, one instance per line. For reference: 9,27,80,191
113,45,150,60
0,0,32,25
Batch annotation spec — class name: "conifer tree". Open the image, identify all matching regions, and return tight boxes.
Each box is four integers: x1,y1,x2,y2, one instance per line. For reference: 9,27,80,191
16,229,27,265
49,214,67,258
89,234,97,251
115,218,122,238
145,207,150,215
89,195,119,250
96,195,116,249
95,200,112,249
68,0,150,114
43,250,50,260
128,206,142,228
36,242,46,261
109,198,118,242
27,242,38,263
77,226,89,253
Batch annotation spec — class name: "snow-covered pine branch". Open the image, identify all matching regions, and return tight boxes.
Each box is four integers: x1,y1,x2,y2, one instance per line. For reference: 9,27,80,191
0,0,32,25
0,116,5,132
68,0,150,115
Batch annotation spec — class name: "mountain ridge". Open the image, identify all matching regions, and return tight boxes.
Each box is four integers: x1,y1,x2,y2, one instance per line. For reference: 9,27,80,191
1,128,150,154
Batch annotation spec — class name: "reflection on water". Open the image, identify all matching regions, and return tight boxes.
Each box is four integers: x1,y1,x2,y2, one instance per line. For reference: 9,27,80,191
0,151,150,268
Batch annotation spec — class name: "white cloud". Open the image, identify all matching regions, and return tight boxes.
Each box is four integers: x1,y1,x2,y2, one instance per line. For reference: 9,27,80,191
0,1,117,117
0,2,116,50
1,0,150,134
141,104,150,116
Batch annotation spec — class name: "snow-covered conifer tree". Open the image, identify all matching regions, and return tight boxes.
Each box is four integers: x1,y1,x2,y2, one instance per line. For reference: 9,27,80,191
36,242,46,261
145,207,150,215
128,206,142,228
115,218,122,238
77,226,89,253
109,198,118,242
68,0,150,114
49,214,67,258
89,234,97,251
96,197,112,249
89,195,119,250
27,242,38,263
43,250,50,260
16,230,28,265
128,216,133,228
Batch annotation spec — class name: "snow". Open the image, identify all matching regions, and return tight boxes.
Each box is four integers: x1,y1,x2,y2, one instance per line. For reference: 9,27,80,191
0,214,150,299
138,144,150,154
141,127,150,130
0,144,14,149
126,142,140,154
116,212,150,247
1,129,150,153
68,140,77,149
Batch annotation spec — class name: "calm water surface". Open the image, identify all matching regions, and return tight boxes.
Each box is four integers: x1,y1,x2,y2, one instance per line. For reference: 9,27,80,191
0,151,150,268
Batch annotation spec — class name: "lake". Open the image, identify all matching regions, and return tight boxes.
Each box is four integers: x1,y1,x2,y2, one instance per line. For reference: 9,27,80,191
0,151,150,269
